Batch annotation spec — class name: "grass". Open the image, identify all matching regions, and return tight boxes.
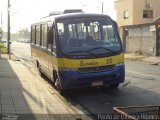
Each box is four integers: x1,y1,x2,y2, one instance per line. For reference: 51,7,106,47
0,43,4,47
0,42,7,54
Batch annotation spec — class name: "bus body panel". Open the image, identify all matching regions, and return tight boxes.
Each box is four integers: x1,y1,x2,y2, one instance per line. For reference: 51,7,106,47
58,64,125,90
57,53,125,90
31,13,125,90
60,53,124,69
31,46,58,79
32,46,125,90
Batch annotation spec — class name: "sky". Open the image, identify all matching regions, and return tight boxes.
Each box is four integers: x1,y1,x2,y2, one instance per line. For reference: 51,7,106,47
0,0,116,33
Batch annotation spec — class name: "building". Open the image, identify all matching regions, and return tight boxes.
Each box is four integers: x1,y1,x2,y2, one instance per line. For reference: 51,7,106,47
115,0,160,27
114,0,160,56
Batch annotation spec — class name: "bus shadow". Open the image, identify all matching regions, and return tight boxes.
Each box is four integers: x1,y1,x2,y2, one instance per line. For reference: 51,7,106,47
40,72,160,117
0,58,65,120
63,85,160,115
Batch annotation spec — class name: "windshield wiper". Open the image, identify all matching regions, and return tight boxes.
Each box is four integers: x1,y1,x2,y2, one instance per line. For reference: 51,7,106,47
66,50,98,58
88,47,117,54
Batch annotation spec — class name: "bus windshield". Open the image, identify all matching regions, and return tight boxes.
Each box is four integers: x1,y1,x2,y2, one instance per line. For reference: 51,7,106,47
57,17,121,56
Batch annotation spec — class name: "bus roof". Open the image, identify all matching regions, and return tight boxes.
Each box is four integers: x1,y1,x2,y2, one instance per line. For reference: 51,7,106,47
31,13,111,26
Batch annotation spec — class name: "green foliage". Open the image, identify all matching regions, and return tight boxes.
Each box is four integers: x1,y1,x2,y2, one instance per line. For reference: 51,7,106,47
0,43,7,54
0,47,7,54
0,43,4,48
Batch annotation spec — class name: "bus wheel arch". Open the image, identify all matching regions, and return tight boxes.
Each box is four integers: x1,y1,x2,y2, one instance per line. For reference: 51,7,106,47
37,63,44,77
36,60,39,68
52,69,57,83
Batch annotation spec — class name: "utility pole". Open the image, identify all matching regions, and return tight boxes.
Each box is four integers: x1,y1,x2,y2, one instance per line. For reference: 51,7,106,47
0,11,3,41
102,2,104,14
1,11,2,25
7,0,11,59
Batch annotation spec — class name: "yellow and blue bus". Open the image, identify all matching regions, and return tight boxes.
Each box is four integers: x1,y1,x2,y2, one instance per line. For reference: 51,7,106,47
31,11,125,92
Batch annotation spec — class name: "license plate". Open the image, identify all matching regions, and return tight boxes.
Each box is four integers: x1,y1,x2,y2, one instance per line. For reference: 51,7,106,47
92,81,103,86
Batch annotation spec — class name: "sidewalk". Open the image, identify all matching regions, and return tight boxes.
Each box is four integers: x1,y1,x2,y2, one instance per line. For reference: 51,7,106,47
0,55,76,120
125,53,160,65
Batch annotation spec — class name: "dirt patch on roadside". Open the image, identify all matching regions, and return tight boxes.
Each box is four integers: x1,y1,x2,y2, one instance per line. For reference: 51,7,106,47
125,54,160,66
125,54,148,62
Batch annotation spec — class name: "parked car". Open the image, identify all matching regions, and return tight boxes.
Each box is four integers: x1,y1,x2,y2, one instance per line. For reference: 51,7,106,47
17,38,30,43
23,39,31,43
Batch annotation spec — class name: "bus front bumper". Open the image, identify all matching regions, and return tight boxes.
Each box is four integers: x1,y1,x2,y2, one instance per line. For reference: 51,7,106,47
58,64,125,90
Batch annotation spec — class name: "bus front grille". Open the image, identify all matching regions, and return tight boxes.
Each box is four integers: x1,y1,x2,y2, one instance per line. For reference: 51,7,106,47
77,65,115,73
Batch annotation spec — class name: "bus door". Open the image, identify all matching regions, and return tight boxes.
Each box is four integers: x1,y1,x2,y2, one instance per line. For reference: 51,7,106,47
48,25,56,81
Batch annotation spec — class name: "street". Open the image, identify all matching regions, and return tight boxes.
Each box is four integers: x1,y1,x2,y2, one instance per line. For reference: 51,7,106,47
11,42,31,62
11,42,160,118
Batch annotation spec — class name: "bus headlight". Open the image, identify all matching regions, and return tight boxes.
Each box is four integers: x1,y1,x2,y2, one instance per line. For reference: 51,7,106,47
115,62,124,67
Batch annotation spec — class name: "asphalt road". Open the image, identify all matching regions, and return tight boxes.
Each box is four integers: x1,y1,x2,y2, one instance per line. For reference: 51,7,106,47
11,42,160,118
11,42,31,62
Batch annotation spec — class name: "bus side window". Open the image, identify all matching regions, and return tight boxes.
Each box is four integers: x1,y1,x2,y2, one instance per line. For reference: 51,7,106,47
48,26,53,50
41,24,48,48
36,25,41,46
31,26,36,44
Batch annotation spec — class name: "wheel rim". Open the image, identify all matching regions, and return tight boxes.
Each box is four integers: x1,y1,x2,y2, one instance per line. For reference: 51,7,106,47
55,77,61,91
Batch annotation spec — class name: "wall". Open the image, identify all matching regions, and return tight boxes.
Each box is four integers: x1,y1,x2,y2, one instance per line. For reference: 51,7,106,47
115,0,134,27
133,0,160,25
124,24,157,56
115,0,160,27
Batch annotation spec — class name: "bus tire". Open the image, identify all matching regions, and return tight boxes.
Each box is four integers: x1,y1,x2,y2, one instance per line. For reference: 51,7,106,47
55,75,64,94
38,65,44,77
109,83,119,88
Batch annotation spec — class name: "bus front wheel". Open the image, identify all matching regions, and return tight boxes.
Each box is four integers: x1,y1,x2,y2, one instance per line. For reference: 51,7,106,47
55,75,64,94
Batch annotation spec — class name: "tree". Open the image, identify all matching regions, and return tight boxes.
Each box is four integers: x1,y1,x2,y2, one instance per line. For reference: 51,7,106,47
17,28,30,39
